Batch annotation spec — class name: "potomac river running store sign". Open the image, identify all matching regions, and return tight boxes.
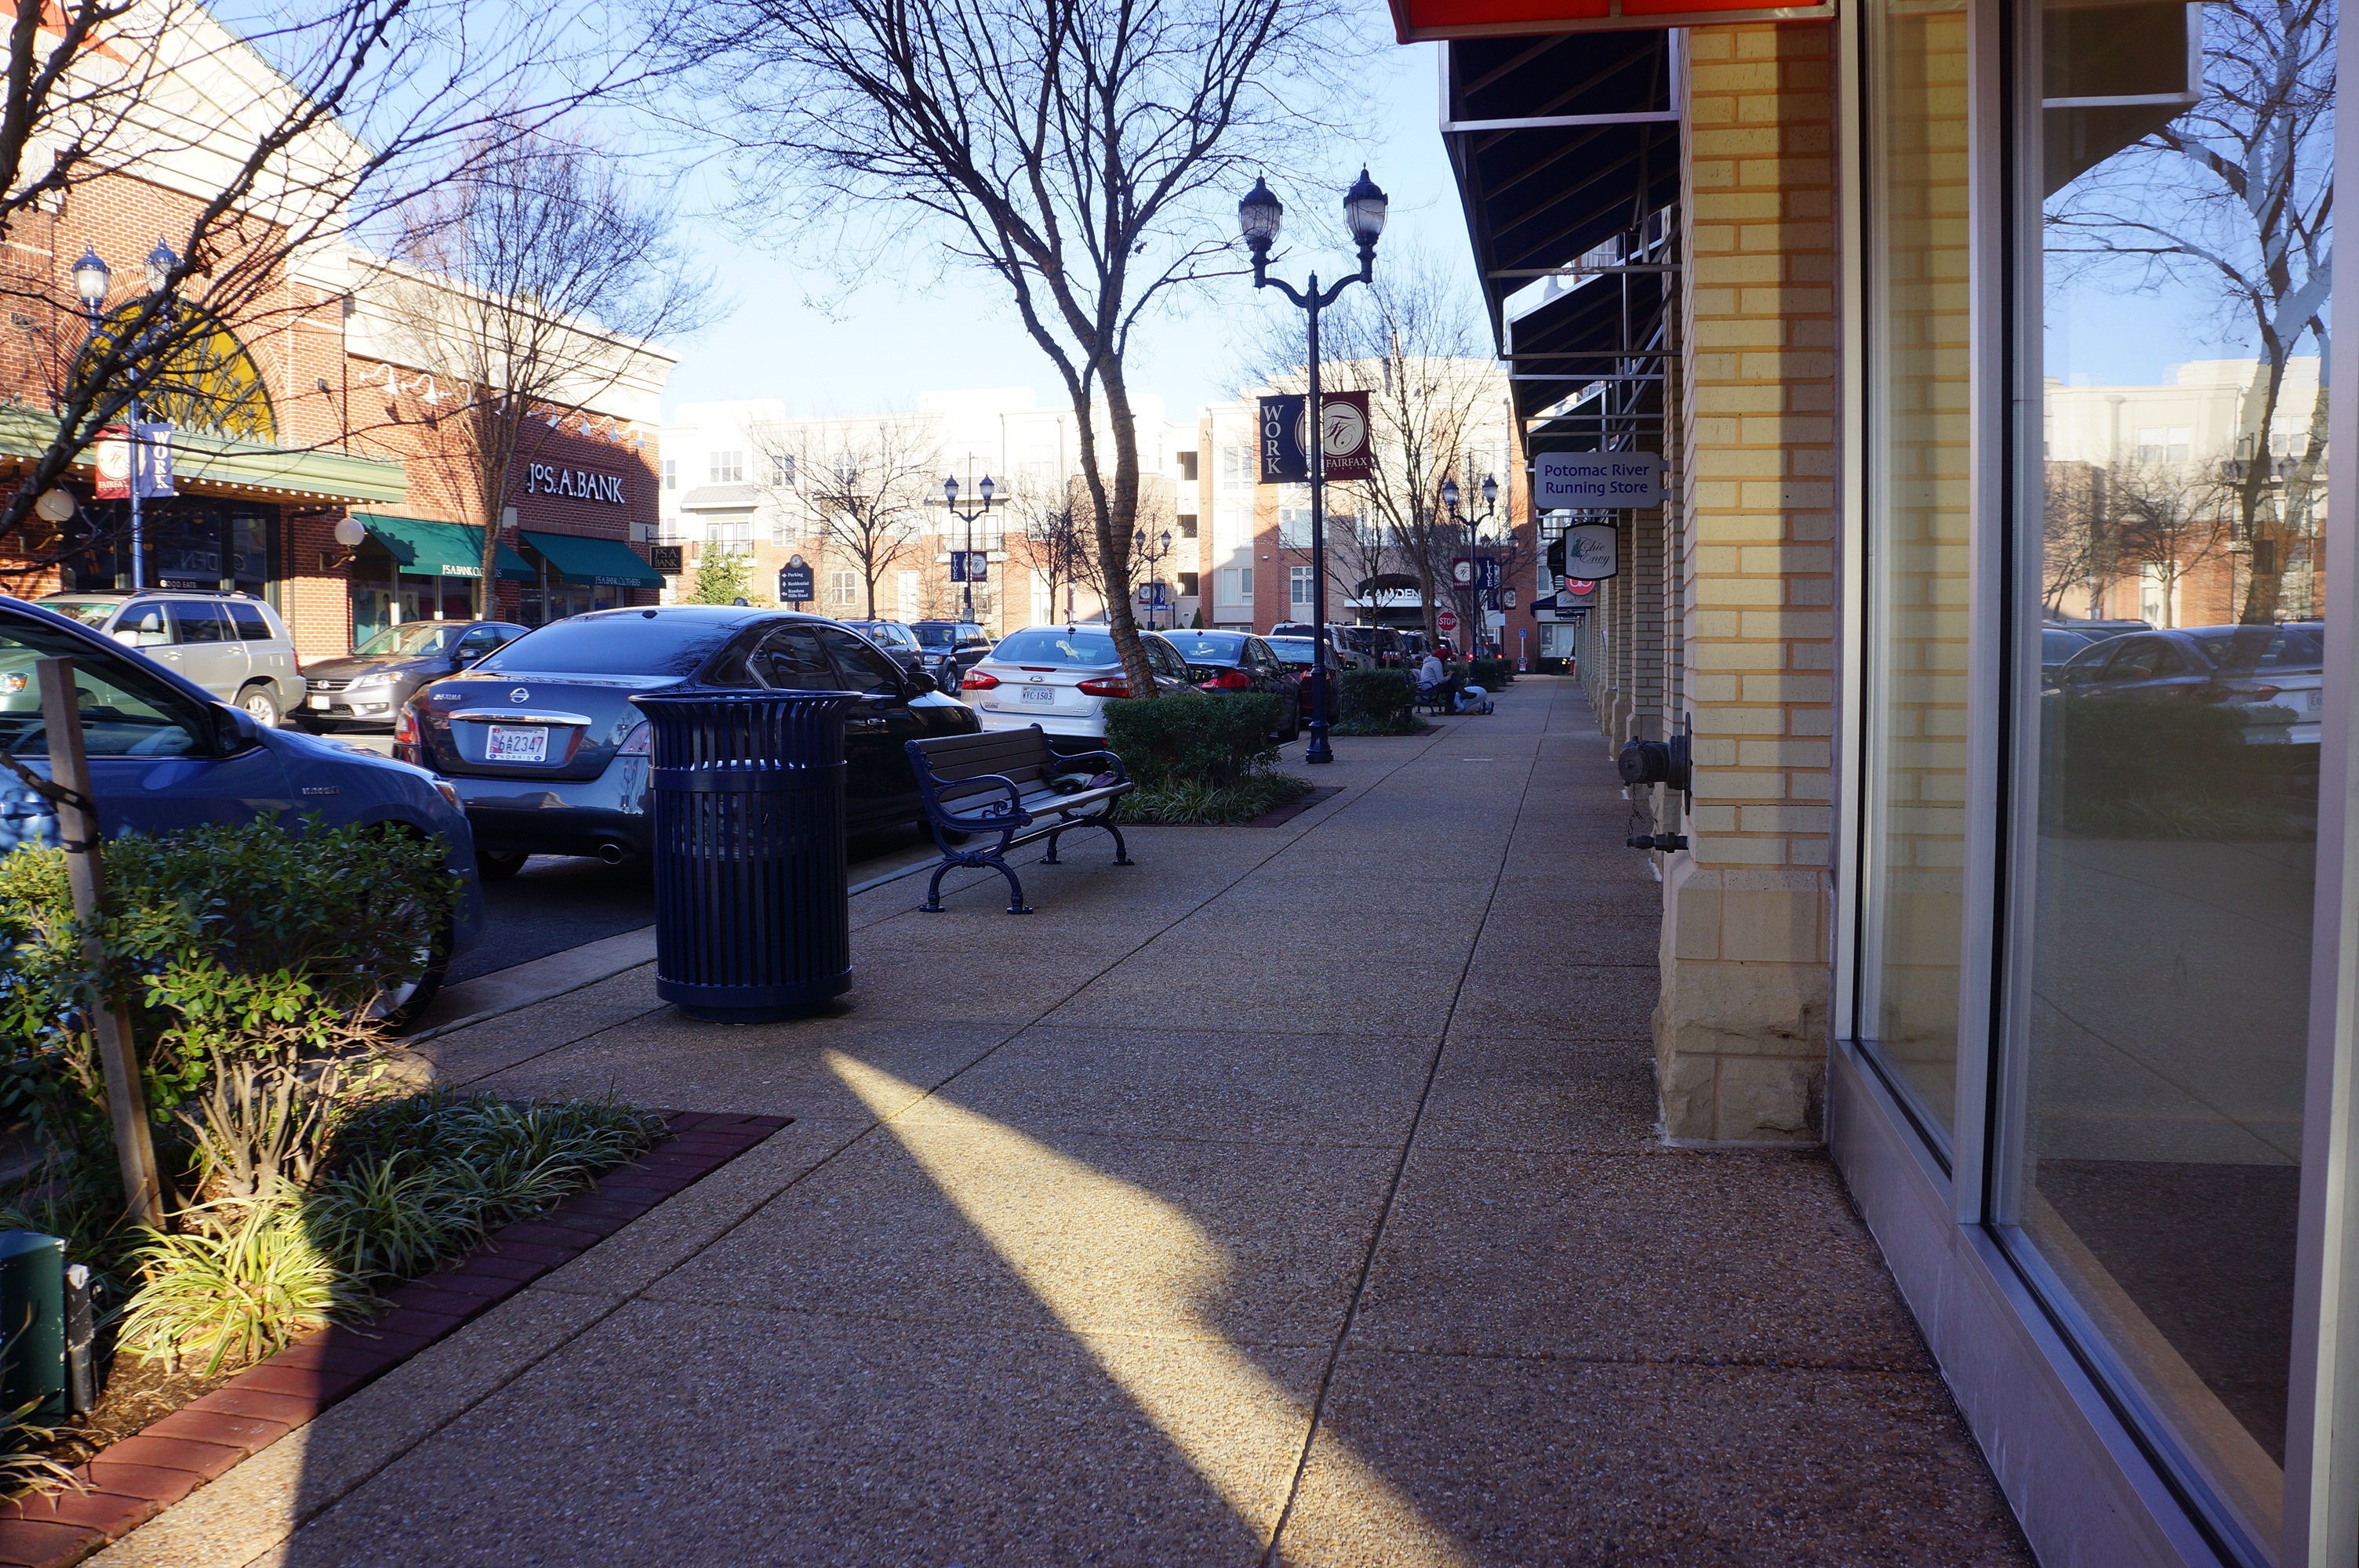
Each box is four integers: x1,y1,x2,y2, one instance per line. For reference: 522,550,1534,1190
525,462,628,504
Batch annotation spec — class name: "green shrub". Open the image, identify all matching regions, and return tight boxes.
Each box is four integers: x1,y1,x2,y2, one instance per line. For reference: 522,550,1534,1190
0,818,462,1193
1117,773,1313,826
119,1201,359,1374
1102,693,1284,790
1333,670,1422,736
2042,696,2315,840
1471,657,1512,688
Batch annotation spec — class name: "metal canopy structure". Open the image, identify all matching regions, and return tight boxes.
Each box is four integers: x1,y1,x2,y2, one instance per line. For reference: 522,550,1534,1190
1442,30,1677,444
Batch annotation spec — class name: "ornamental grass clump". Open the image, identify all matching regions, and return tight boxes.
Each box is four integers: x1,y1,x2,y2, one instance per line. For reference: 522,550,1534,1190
118,1201,359,1375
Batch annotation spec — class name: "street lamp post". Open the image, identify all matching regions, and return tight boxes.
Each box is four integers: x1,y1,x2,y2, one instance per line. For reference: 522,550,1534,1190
1441,473,1499,659
943,467,997,621
1240,168,1387,765
1132,527,1172,629
74,241,178,592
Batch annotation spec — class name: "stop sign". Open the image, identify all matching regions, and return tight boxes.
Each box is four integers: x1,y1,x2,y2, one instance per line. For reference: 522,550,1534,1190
1437,608,1459,633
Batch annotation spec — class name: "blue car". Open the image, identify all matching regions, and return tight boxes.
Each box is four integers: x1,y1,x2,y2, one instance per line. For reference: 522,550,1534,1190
0,594,485,1026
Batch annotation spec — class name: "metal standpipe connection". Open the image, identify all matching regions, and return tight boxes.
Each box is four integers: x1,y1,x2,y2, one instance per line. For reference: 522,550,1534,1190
631,688,858,1023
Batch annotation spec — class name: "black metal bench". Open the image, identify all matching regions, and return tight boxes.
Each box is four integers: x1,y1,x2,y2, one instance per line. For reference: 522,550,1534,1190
906,726,1135,914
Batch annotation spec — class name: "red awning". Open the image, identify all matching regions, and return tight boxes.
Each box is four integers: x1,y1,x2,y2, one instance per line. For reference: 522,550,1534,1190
1390,0,1832,43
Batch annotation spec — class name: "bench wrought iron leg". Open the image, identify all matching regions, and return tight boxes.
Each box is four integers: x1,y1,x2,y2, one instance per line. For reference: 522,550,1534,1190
919,859,954,913
1041,826,1063,865
1106,820,1132,866
990,855,1032,914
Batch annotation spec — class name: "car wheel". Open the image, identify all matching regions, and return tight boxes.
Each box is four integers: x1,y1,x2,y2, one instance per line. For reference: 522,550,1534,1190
476,848,530,881
373,896,453,1035
238,683,284,728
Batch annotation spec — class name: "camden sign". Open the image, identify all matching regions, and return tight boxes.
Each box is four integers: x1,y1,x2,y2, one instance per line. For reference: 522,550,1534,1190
525,462,627,505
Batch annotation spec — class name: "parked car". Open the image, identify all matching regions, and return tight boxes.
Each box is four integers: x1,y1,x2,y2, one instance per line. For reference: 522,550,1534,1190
394,606,979,873
299,620,528,731
841,620,929,678
908,620,994,691
0,594,485,1025
1263,634,1335,715
38,590,304,727
1270,622,1373,670
1400,630,1433,664
1162,630,1305,739
959,625,1197,750
1341,625,1406,668
2048,622,2326,742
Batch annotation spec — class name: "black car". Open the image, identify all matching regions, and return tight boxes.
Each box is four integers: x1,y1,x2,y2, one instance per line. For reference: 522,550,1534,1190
1161,630,1303,739
300,620,528,731
908,620,994,689
393,606,981,875
2048,623,2324,742
841,620,928,678
1263,634,1335,714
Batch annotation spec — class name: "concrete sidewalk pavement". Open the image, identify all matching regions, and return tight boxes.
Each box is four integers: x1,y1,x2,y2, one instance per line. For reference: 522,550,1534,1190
93,675,2034,1567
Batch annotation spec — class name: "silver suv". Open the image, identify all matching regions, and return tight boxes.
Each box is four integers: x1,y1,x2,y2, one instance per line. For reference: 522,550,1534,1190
36,590,304,726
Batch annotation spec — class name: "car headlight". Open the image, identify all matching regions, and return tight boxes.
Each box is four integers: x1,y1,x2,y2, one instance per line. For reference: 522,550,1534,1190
348,673,396,689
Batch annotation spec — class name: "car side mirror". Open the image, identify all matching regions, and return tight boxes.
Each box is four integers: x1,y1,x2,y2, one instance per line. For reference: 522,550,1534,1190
453,647,484,664
212,702,265,755
907,669,939,695
112,630,140,648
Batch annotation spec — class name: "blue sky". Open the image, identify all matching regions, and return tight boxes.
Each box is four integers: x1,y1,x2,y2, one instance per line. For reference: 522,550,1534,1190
657,28,1473,421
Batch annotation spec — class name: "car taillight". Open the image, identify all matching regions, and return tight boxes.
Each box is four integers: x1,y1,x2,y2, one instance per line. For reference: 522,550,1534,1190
394,706,418,743
1201,668,1251,691
620,720,652,755
1078,677,1131,699
962,670,1001,691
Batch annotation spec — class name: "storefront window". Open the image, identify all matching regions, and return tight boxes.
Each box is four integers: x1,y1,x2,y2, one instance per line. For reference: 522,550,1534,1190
2003,0,2332,1548
1858,0,1972,1138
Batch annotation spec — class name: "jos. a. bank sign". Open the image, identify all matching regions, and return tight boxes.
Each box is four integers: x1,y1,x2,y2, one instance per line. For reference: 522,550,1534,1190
525,462,627,505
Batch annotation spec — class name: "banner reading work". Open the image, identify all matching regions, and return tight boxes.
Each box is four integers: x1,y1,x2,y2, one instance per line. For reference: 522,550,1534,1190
93,423,174,501
1258,390,1373,484
1534,450,1663,510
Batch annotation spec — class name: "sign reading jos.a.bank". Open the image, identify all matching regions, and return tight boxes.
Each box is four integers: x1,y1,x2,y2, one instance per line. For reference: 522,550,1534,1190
1534,451,1663,510
525,462,627,504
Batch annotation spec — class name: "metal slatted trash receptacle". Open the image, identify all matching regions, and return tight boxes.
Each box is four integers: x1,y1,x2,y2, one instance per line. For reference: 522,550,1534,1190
632,689,857,1022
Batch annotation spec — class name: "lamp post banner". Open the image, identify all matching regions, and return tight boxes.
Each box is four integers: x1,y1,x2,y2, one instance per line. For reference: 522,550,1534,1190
1257,390,1373,483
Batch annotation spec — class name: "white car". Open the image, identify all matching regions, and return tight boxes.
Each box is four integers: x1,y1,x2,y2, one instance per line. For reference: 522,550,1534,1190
960,625,1197,747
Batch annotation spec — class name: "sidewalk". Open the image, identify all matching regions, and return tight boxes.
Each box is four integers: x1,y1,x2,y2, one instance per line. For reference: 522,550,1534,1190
93,676,2034,1567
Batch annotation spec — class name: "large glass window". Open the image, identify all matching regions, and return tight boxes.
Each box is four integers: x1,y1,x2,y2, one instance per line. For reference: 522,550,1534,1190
2004,0,2332,1550
1859,0,1972,1136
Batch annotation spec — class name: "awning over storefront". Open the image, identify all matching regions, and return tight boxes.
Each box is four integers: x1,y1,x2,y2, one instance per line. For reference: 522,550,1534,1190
1394,0,1830,43
0,406,409,506
520,530,663,589
1443,30,1678,431
353,514,535,581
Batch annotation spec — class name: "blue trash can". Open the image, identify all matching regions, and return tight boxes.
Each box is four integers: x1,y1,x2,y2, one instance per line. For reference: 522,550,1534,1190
631,689,856,1022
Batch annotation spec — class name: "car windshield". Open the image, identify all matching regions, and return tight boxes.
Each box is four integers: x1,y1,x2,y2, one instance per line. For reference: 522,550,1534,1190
355,623,465,657
990,628,1120,666
2191,624,2325,672
1165,633,1247,661
477,615,739,677
912,625,958,647
1265,637,1318,662
41,601,121,629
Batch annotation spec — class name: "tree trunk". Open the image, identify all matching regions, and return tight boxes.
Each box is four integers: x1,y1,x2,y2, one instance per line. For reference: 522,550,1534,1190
1081,358,1158,699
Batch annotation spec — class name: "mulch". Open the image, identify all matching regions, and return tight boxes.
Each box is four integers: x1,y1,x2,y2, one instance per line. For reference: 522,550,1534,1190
0,1110,791,1568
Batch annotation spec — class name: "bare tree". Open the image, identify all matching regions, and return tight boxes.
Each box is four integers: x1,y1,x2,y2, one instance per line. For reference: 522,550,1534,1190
380,127,707,596
681,0,1358,698
1012,476,1101,626
0,0,656,582
759,418,939,619
2109,461,2235,626
2045,0,2332,624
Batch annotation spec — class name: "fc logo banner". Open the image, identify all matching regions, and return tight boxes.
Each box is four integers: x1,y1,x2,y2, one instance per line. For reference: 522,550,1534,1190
1257,390,1372,483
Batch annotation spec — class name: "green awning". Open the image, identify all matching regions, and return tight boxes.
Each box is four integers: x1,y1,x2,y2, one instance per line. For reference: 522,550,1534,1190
0,405,409,506
520,530,663,589
353,514,535,582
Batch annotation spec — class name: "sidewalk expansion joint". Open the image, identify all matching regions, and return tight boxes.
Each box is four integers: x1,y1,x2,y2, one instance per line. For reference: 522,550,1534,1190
0,1111,791,1568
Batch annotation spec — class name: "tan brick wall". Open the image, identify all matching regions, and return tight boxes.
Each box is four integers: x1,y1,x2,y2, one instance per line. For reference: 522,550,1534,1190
1655,20,1838,1144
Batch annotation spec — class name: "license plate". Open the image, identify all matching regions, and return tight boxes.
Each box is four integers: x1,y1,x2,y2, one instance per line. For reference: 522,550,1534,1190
2308,691,2324,712
307,695,330,710
1022,687,1057,705
485,724,550,763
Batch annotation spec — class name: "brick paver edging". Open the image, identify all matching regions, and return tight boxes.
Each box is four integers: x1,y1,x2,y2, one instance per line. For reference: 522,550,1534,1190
0,1110,791,1568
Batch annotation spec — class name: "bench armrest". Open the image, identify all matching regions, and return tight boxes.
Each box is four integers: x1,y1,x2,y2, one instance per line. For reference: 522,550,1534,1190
925,771,1033,830
1052,750,1131,785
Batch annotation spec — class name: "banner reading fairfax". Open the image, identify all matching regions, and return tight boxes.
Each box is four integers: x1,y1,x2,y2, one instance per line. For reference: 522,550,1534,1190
1257,390,1372,484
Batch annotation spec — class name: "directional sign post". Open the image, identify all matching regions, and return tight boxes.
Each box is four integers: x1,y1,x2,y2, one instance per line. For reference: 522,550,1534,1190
778,554,814,605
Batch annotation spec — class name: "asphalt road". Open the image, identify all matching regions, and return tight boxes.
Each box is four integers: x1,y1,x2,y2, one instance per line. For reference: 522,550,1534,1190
323,729,943,985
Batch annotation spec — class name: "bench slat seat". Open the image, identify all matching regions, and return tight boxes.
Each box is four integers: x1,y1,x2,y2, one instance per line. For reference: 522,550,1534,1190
906,726,1135,913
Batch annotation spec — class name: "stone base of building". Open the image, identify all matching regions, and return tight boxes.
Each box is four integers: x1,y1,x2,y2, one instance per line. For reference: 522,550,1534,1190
1653,857,1830,1144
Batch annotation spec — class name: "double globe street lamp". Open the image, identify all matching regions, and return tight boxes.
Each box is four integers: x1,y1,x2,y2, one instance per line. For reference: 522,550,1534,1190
1132,527,1172,630
1240,166,1386,765
943,470,997,619
1441,473,1499,658
73,240,180,592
